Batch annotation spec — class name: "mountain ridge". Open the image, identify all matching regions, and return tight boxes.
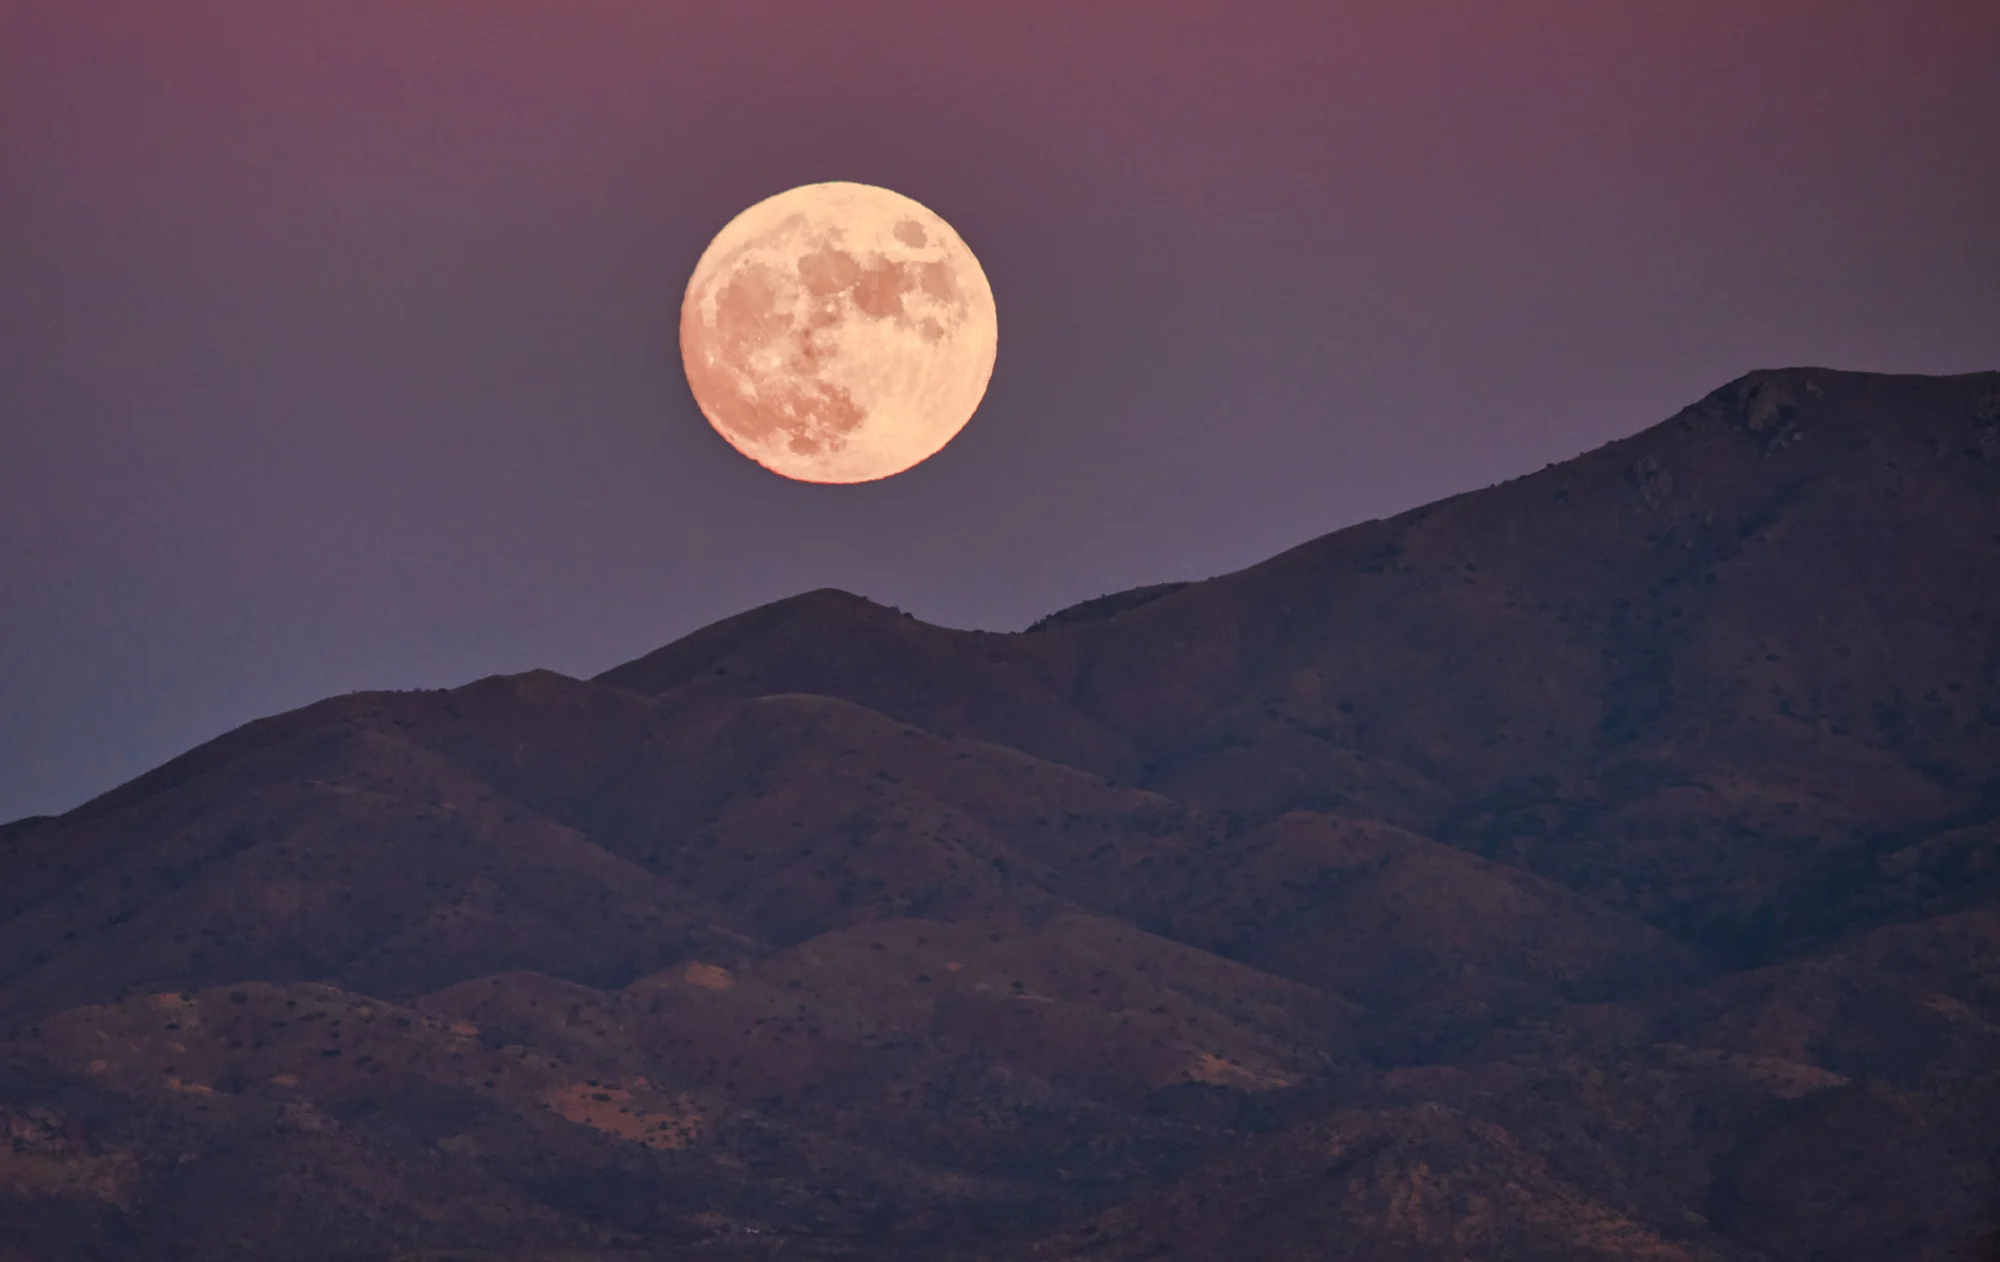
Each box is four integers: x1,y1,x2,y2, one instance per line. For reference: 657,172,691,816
3,366,1996,1260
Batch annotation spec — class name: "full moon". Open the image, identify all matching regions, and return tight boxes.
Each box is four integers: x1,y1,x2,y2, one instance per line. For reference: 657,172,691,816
679,182,998,484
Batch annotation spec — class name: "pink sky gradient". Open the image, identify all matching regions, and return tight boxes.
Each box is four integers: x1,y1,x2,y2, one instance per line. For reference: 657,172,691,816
2,0,1996,818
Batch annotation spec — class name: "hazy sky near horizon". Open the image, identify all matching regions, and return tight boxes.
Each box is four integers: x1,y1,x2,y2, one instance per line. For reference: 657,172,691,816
4,0,1997,820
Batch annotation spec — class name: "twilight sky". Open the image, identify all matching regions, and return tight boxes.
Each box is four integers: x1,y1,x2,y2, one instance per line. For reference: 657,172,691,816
3,0,1997,822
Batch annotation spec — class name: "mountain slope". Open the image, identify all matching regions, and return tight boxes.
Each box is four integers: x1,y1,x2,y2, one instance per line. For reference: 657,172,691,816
2,367,1996,1261
595,368,2000,960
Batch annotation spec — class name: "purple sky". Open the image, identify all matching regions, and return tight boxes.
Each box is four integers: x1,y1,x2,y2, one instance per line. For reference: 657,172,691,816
3,0,1996,821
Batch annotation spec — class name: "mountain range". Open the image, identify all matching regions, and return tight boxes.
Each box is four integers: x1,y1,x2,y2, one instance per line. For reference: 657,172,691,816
3,366,1998,1260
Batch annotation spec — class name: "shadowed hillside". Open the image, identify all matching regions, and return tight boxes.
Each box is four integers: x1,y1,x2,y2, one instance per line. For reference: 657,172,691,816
2,368,1996,1261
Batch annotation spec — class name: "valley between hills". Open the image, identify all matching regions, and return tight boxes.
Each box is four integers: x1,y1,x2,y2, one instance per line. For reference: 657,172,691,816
3,367,1998,1260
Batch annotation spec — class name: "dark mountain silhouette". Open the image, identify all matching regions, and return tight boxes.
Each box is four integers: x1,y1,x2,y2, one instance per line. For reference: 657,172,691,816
1,367,1996,1260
